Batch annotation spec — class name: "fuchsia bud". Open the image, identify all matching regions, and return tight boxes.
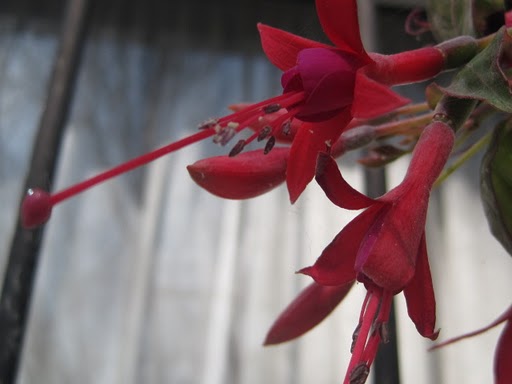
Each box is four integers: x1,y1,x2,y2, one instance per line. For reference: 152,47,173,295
187,148,288,199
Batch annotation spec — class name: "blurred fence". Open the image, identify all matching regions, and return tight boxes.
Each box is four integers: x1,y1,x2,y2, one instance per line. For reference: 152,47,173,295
1,1,512,383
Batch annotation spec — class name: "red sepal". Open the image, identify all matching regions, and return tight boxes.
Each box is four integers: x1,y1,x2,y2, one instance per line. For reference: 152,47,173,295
403,233,439,340
257,23,329,71
286,109,351,203
264,281,354,345
299,203,384,286
187,148,288,199
315,0,372,63
315,152,375,210
351,72,410,119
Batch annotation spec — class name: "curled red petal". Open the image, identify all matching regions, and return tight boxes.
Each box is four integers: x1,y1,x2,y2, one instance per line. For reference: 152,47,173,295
264,281,354,345
257,23,330,71
496,320,512,384
299,203,384,286
286,109,351,203
187,148,288,199
315,152,375,210
402,233,439,340
315,0,372,63
351,72,410,119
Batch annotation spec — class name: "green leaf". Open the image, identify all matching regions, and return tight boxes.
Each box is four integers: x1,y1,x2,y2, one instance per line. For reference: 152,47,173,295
441,27,512,112
481,119,512,257
427,0,475,41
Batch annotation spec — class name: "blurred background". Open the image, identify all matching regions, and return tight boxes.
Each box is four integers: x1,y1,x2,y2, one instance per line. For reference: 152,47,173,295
1,0,511,383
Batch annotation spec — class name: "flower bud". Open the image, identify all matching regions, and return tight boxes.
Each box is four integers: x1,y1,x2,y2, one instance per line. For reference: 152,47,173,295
187,148,288,199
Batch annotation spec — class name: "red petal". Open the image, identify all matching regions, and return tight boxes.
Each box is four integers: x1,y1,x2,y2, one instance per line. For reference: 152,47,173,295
351,72,410,119
299,203,384,286
402,233,439,340
496,320,512,384
264,281,354,345
315,152,375,209
286,109,352,203
257,23,329,71
187,148,288,199
315,0,372,63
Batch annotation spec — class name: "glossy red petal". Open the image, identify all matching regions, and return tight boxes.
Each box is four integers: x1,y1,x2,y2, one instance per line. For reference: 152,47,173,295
351,72,410,119
299,203,384,286
315,0,372,63
286,109,352,203
257,23,330,71
495,320,512,384
187,148,288,199
315,152,375,210
264,281,354,345
402,233,439,340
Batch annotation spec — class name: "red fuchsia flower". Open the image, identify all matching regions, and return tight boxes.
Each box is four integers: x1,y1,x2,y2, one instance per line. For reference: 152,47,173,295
189,0,448,203
21,0,447,228
265,121,455,384
431,304,512,384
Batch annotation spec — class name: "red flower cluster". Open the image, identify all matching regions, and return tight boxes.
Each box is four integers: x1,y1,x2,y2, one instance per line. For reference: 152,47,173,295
20,1,504,383
21,0,447,228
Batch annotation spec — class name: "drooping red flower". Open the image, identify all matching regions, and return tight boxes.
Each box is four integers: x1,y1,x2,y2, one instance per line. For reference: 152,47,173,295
188,0,447,204
265,121,455,383
432,304,512,384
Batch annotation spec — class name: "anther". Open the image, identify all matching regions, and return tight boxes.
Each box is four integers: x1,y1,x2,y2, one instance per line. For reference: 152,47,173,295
281,121,292,136
213,123,238,145
377,322,390,344
229,140,246,157
263,103,281,114
257,126,272,141
263,136,276,154
197,118,219,130
349,363,370,384
351,323,362,353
